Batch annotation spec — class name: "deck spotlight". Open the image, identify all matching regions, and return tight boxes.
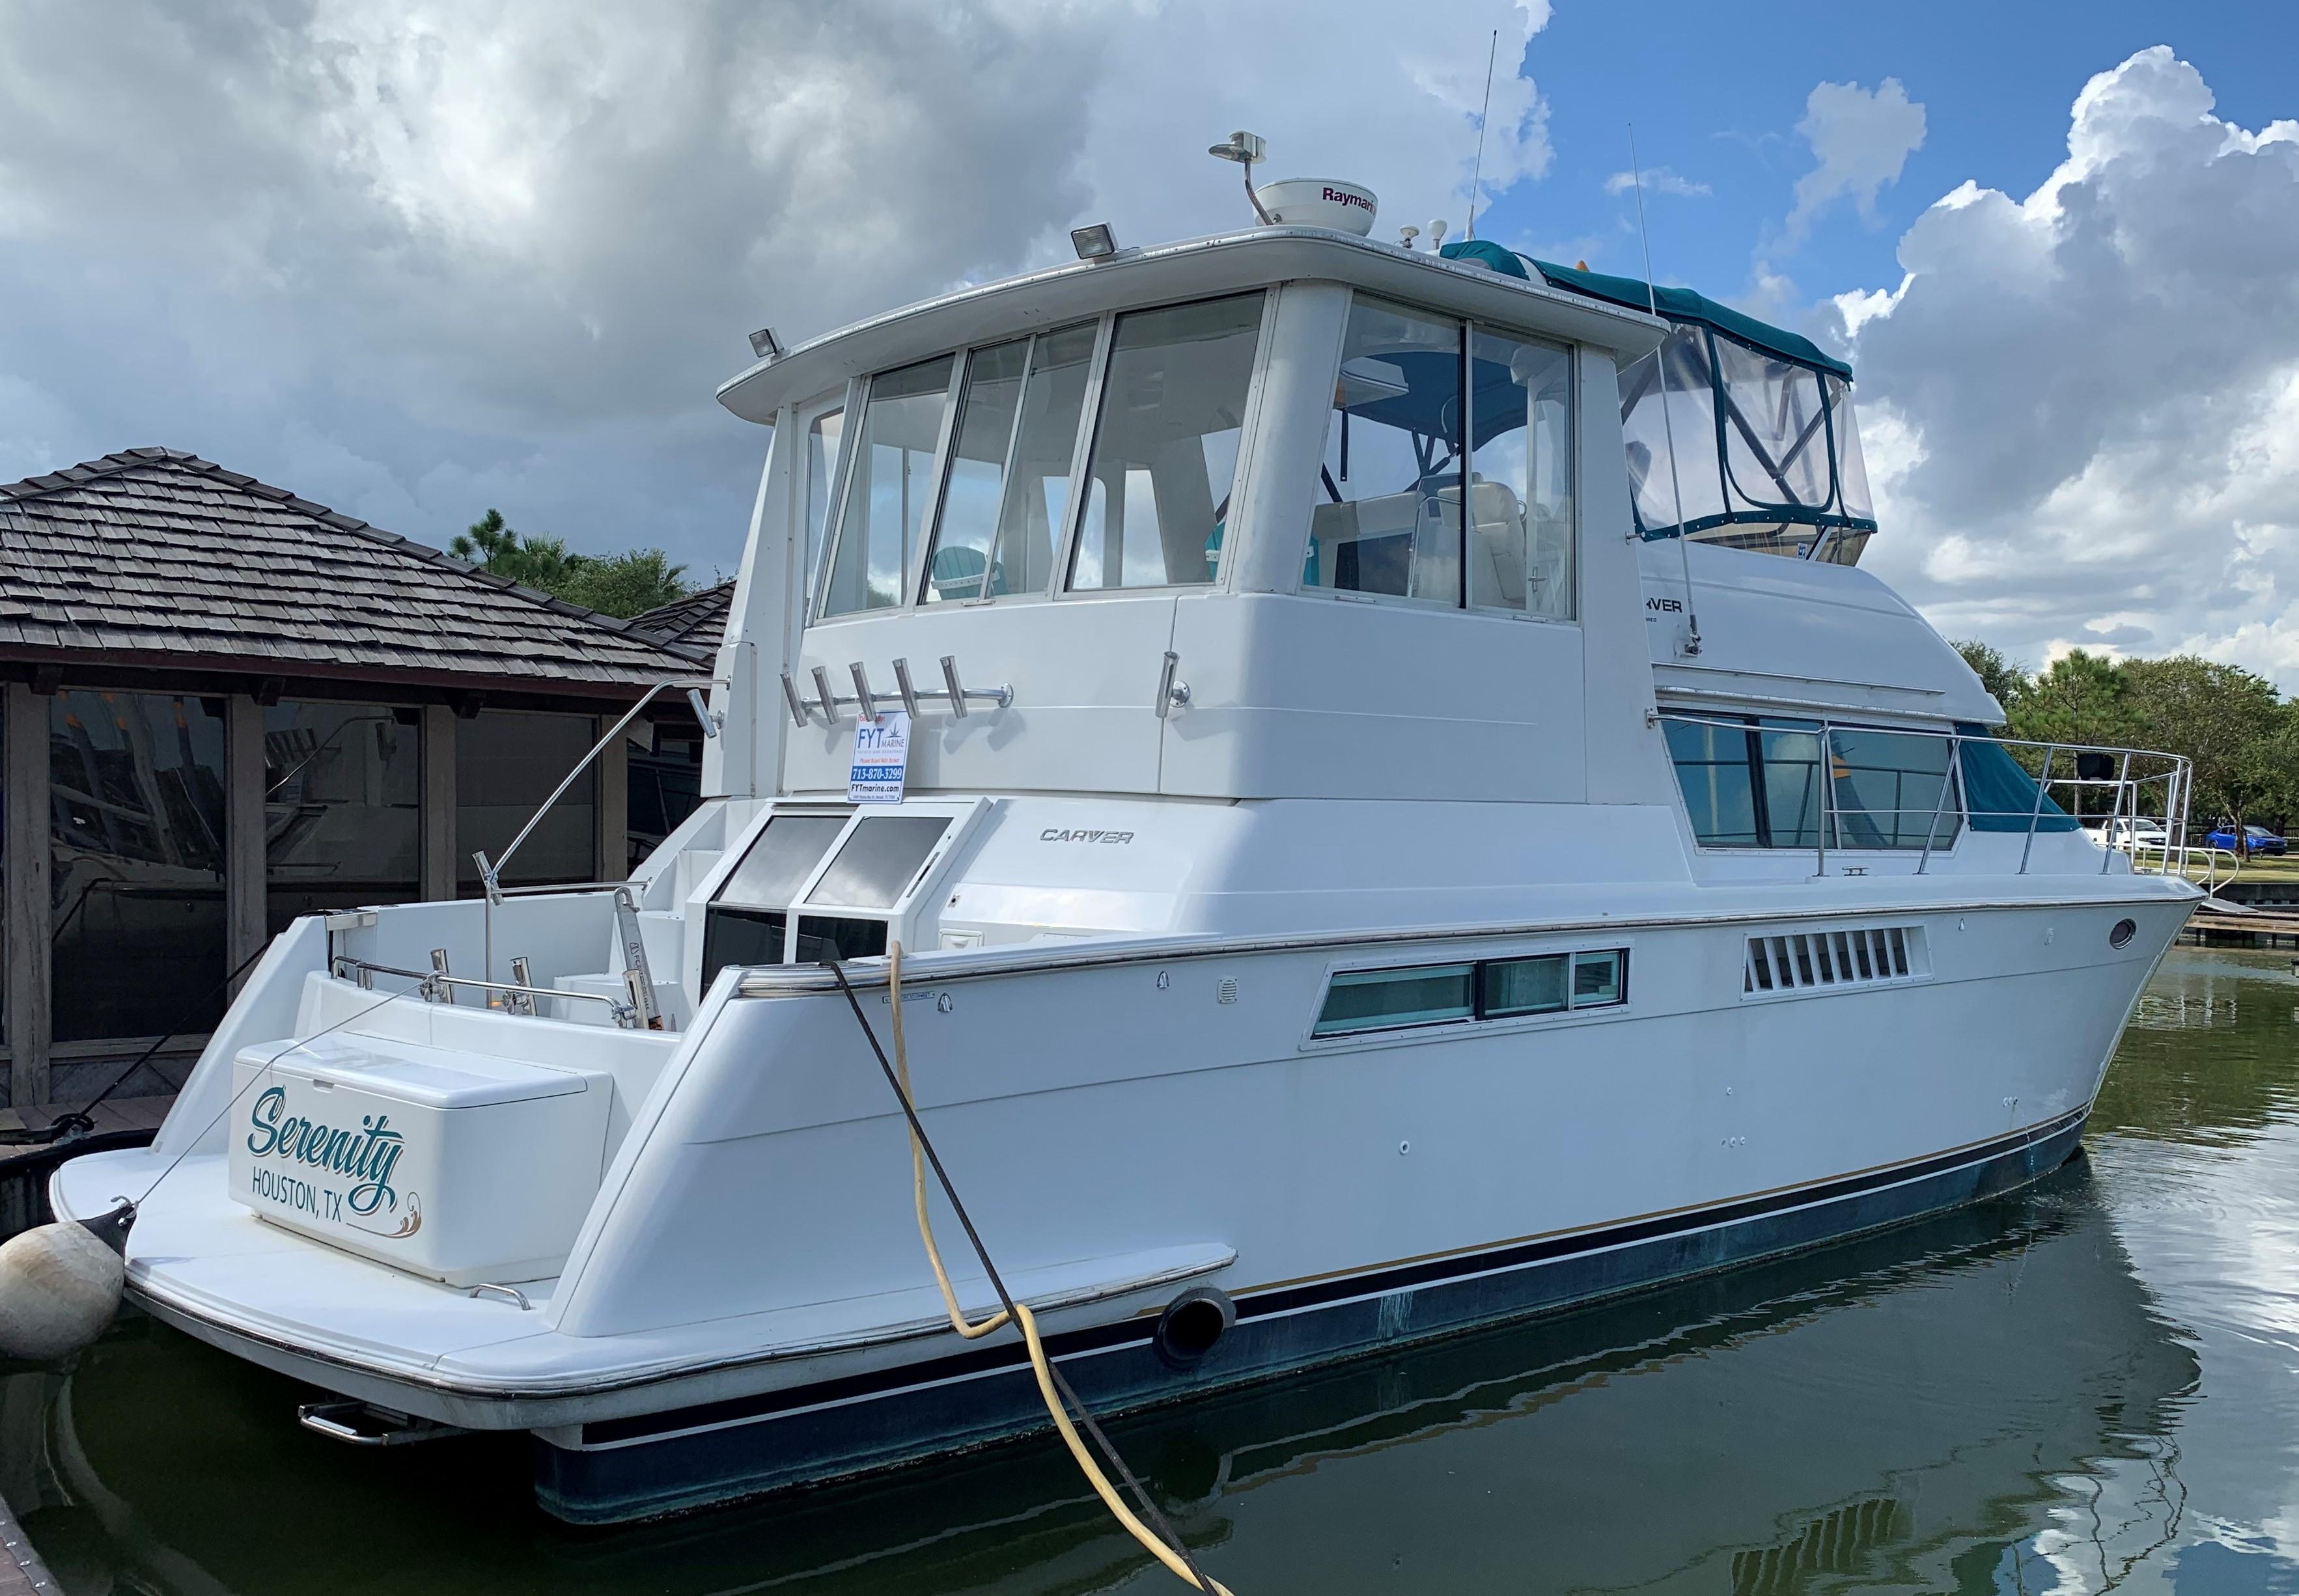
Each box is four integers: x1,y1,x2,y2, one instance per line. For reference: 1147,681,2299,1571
747,327,782,363
1070,223,1119,261
1208,130,1274,225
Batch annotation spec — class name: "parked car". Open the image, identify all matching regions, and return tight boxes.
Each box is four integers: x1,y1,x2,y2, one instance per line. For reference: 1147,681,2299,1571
2081,817,2169,851
2203,823,2289,855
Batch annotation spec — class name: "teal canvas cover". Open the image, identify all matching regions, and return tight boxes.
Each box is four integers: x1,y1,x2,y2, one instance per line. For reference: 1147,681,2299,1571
1522,258,1852,379
1956,724,2081,832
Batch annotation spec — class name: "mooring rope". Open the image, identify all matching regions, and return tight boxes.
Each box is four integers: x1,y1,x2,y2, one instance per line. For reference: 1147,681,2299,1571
826,947,1233,1595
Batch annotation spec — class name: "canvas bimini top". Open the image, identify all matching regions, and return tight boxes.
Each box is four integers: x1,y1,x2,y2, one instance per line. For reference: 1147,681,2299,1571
1440,240,1876,565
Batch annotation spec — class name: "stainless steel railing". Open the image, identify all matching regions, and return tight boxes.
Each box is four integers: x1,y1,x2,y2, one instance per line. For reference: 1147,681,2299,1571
1652,710,2194,879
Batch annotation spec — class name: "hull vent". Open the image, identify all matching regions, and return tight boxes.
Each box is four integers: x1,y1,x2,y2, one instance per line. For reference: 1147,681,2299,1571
1744,925,1928,996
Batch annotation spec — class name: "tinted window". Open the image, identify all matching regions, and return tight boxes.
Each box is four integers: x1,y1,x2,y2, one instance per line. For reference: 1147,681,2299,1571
1480,954,1567,1018
1313,963,1475,1037
1664,719,1760,847
1070,295,1263,591
700,907,787,991
1830,729,1959,849
806,814,952,910
1571,950,1624,1006
718,814,847,909
794,916,891,964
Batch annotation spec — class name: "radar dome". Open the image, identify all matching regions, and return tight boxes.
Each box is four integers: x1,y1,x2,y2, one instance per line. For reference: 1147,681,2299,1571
1251,179,1377,236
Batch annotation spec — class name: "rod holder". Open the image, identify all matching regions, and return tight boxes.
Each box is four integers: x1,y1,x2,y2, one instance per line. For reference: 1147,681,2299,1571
776,655,1011,724
780,671,811,728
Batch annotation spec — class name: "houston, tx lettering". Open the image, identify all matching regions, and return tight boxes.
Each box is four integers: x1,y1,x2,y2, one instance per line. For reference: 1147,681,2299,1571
245,1086,405,1217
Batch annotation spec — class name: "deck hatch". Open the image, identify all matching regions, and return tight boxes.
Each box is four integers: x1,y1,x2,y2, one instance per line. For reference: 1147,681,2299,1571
1744,924,1927,997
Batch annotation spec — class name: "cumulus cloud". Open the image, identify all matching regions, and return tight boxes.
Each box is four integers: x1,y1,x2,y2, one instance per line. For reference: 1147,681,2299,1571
0,0,1551,570
1785,77,1927,243
1603,165,1710,199
1841,47,2299,688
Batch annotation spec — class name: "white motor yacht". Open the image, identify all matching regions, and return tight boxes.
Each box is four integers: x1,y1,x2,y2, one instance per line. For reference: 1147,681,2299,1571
53,175,2200,1525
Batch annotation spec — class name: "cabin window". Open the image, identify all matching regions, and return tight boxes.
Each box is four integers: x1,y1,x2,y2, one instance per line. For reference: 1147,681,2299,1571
1571,950,1624,1006
920,322,1096,603
701,811,849,989
819,355,954,618
1068,294,1264,592
1479,954,1567,1017
1468,330,1574,619
1305,297,1463,604
805,814,953,911
1664,717,1962,850
1305,296,1576,619
1312,963,1475,1037
802,407,844,614
1315,947,1628,1038
921,338,1030,603
717,812,848,909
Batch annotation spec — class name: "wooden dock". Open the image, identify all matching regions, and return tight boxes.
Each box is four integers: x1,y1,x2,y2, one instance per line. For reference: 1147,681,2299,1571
2184,903,2299,948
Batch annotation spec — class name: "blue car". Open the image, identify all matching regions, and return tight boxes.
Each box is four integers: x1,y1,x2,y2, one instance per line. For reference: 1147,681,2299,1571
2205,823,2289,855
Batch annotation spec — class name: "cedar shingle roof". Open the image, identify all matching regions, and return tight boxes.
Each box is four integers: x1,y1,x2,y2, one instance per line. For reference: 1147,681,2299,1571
632,579,734,650
0,448,706,695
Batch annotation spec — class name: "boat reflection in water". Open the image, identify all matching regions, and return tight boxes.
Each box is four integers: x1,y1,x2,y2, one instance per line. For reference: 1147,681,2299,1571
6,1155,2196,1596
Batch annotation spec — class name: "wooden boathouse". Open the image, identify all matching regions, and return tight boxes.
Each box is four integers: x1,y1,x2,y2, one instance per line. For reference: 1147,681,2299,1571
0,448,714,1114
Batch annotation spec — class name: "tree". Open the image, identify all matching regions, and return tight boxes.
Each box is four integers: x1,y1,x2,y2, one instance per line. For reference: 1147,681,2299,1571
1951,639,2027,719
2007,648,2136,749
555,549,691,618
450,509,579,590
450,509,691,620
2121,656,2287,851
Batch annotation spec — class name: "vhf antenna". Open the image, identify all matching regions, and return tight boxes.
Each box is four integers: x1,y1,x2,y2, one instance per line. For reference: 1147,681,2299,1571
1628,122,1701,657
1466,29,1499,241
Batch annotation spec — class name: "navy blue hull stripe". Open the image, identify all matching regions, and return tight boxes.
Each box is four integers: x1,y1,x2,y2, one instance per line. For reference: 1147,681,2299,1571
578,1107,2085,1448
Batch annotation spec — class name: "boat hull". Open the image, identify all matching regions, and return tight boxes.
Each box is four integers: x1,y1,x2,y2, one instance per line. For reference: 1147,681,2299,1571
533,1105,2087,1524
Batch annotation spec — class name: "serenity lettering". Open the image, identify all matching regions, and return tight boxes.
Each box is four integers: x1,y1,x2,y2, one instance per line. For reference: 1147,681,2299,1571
245,1086,405,1217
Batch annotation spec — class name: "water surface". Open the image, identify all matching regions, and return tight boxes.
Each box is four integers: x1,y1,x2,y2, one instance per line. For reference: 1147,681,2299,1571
10,946,2298,1595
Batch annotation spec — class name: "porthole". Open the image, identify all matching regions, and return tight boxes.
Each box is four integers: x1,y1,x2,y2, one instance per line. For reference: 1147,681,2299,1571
2109,918,2137,950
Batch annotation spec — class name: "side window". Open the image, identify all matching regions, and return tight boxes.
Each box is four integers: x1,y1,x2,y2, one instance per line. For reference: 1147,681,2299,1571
1305,297,1462,604
1068,294,1264,592
921,338,1030,604
1829,729,1958,849
1664,716,1962,850
819,357,953,618
919,323,1095,603
1315,948,1628,1038
1468,330,1574,618
801,407,844,614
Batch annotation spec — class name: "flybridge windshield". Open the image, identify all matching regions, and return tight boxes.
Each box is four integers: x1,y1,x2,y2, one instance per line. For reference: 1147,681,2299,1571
1620,323,1876,564
1471,251,1877,566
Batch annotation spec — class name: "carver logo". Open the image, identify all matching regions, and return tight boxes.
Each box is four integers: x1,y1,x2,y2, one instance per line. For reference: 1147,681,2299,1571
245,1086,421,1238
1040,828,1135,844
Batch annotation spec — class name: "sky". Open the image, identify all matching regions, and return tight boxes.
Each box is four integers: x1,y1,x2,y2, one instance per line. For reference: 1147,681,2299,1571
1,2,2294,685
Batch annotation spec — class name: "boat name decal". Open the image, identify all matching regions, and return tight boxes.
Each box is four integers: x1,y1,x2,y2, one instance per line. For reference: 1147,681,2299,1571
245,1086,407,1218
1038,829,1134,844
